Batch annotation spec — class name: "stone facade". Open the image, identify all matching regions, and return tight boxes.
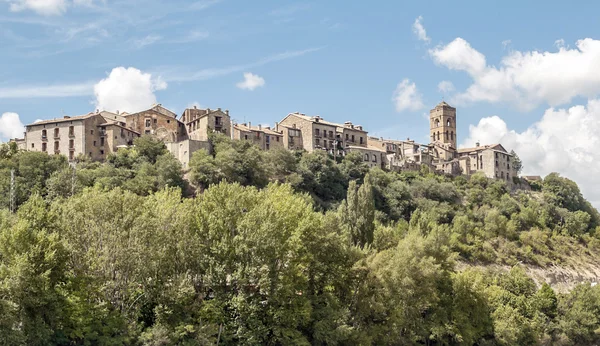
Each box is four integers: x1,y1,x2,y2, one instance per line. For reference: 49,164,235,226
125,104,187,143
458,144,516,182
181,107,231,141
347,145,385,168
166,139,211,169
429,101,457,149
232,123,283,150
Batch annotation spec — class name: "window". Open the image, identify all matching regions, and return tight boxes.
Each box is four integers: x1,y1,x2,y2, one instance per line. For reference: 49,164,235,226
54,141,59,151
495,152,498,158
93,140,97,146
145,119,151,127
435,119,440,127
145,130,150,135
437,131,440,141
276,136,280,142
100,137,105,146
315,129,320,136
42,143,46,151
69,139,74,149
54,128,59,138
244,135,248,140
351,135,355,142
445,131,448,140
496,160,498,167
360,137,363,144
167,120,171,124
91,130,94,135
364,154,369,161
345,134,349,140
41,129,47,138
215,116,222,125
447,119,451,127
329,131,333,138
315,138,320,146
451,131,454,141
153,119,157,124
100,150,104,155
372,154,377,162
69,126,74,137
69,151,74,161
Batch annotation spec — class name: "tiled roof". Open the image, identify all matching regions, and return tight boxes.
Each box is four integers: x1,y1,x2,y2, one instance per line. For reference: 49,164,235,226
458,144,507,154
286,113,368,132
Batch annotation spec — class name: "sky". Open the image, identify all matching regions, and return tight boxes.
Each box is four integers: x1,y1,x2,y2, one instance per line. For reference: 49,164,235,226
1,0,600,206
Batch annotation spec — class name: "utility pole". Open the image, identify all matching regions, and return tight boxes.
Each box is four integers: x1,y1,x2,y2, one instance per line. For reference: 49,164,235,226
10,169,15,213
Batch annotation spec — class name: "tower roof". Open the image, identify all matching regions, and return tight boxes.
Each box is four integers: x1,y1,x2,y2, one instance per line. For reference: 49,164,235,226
437,101,452,108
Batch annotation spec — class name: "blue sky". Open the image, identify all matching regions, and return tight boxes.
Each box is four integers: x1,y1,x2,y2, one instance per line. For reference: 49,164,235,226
2,0,600,205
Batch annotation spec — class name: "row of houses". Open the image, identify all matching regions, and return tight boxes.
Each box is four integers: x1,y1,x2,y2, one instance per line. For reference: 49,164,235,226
12,101,518,182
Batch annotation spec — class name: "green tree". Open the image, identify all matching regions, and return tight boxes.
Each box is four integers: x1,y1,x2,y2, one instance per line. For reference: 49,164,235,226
510,150,523,174
339,175,375,248
134,135,168,164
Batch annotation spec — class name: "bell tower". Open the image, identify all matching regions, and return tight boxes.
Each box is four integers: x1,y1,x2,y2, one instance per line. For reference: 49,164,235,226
429,101,457,149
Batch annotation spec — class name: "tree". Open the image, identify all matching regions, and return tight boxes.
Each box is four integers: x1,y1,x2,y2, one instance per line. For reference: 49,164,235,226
510,150,523,175
134,135,167,164
339,175,375,248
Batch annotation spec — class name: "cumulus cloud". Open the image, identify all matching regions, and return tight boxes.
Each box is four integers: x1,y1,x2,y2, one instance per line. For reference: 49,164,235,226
438,80,455,93
236,72,265,91
0,112,25,141
94,67,167,113
430,37,600,110
392,79,424,112
462,100,600,206
412,16,430,43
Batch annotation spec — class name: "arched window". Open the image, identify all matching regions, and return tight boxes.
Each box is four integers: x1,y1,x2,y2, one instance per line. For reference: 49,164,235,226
435,119,440,127
447,119,451,127
372,154,377,162
445,131,449,140
437,131,440,141
451,131,454,141
364,154,369,161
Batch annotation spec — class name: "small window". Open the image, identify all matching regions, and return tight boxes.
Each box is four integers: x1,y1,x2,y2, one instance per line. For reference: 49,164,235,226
372,154,377,162
69,126,74,137
364,154,369,161
145,119,151,127
351,135,355,142
315,129,320,136
42,129,47,138
93,140,97,146
100,150,104,155
360,137,363,144
315,138,320,146
244,135,248,140
31,143,35,148
91,130,94,135
276,137,280,142
145,130,150,135
153,119,157,124
167,120,171,124
42,143,46,151
345,134,349,140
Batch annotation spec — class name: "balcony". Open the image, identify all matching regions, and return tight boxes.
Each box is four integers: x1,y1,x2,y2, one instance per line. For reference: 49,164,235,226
41,135,47,141
69,132,75,138
99,130,107,137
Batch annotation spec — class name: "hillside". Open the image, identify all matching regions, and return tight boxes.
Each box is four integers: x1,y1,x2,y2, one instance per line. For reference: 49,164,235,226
2,136,600,345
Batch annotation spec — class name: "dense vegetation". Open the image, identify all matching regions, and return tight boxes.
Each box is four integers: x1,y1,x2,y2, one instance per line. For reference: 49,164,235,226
1,135,600,345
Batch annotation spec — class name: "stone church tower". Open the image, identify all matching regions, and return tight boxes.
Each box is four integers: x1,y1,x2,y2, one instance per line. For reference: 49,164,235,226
429,101,457,149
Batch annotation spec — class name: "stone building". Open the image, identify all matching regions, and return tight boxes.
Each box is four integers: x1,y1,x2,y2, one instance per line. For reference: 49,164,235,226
125,104,187,143
232,123,283,150
429,101,457,151
458,143,516,182
180,107,231,141
23,111,140,162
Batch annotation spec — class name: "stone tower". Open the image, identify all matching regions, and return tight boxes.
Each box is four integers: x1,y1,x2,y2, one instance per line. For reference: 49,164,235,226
429,101,457,148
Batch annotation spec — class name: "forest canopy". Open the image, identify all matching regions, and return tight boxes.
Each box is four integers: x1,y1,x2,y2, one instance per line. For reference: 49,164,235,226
1,136,600,345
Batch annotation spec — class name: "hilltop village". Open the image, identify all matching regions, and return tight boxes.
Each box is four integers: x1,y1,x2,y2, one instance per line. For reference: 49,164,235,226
11,101,518,183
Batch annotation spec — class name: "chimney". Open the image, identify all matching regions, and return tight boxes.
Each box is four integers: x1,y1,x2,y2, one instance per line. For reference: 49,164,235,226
275,121,279,130
193,105,197,109
207,108,211,113
476,141,480,147
116,110,120,115
248,121,251,129
225,109,229,115
217,107,221,112
265,126,270,130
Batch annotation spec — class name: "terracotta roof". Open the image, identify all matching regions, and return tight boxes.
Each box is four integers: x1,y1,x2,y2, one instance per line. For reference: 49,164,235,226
100,121,141,135
234,123,282,136
347,145,386,153
523,175,542,181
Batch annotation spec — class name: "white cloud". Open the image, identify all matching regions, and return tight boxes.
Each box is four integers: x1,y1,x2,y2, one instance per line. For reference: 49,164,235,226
438,80,455,93
94,67,167,113
8,0,67,15
430,37,600,110
502,39,511,49
133,35,162,49
392,79,424,112
554,38,565,49
412,16,430,43
6,0,97,16
236,72,265,91
462,100,600,206
0,112,25,141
